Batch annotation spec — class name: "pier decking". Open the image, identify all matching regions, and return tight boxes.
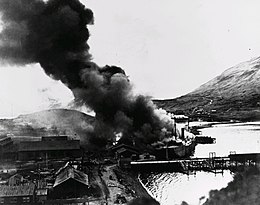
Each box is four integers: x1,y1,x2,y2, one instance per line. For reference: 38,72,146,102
130,153,260,174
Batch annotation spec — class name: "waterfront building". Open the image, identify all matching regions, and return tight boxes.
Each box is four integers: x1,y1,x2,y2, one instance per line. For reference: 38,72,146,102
17,136,81,161
0,135,13,149
42,135,69,141
108,144,139,159
172,114,189,124
0,135,16,160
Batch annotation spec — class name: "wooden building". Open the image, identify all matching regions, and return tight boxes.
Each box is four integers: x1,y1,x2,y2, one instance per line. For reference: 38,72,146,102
0,183,35,204
108,144,139,159
0,135,13,149
229,153,260,163
49,166,89,199
42,135,69,141
8,174,24,186
36,180,48,203
0,135,15,160
18,137,81,161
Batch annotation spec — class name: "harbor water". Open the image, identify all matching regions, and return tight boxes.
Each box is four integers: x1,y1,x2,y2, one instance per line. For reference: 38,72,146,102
141,122,260,205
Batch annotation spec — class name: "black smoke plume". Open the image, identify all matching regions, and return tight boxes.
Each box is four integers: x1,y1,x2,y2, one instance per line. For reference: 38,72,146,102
0,0,174,147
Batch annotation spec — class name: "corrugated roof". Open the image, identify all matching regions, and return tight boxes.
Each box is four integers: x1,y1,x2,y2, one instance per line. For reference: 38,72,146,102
53,166,88,188
0,183,35,197
42,135,68,141
18,140,80,152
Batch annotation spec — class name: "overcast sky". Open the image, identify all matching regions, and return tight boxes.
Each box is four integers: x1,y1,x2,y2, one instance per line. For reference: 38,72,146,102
0,0,260,118
86,0,260,98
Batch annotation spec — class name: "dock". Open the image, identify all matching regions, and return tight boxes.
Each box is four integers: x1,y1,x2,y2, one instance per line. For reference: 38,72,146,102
130,153,260,174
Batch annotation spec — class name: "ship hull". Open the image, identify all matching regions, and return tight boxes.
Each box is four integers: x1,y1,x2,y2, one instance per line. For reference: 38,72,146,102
154,140,196,160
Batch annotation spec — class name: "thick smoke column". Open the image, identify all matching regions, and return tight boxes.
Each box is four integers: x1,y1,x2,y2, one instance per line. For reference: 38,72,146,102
0,0,173,147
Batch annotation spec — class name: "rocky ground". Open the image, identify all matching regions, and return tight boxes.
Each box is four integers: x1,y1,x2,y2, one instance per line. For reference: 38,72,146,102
99,164,153,205
154,57,260,122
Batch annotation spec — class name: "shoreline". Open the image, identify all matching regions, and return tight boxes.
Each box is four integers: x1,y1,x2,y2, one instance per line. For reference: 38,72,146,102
100,164,154,204
137,174,156,200
189,120,260,130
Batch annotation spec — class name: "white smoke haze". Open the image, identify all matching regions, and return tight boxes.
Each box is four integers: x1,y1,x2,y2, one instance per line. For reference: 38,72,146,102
0,64,73,118
154,108,175,128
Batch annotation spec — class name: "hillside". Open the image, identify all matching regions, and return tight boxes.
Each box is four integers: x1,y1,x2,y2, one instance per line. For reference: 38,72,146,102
204,167,260,205
0,109,95,143
154,57,260,121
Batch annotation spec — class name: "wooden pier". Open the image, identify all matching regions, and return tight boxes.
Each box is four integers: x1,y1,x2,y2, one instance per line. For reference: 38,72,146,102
130,153,260,174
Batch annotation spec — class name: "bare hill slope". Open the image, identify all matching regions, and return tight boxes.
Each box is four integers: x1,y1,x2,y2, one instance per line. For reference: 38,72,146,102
154,57,260,121
0,109,95,142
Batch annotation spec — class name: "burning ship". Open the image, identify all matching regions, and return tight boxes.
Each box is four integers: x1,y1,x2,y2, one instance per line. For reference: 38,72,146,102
153,137,196,160
152,115,196,160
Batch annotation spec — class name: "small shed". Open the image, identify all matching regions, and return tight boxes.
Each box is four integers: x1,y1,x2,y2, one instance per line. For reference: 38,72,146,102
8,174,24,186
108,144,139,159
115,147,139,159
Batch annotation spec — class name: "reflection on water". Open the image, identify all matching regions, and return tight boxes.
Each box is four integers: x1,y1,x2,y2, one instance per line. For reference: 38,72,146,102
143,122,260,205
194,122,260,157
142,171,233,205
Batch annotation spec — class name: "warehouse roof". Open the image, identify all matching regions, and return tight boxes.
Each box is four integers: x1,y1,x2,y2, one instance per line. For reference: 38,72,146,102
18,140,80,152
0,183,35,197
53,166,88,188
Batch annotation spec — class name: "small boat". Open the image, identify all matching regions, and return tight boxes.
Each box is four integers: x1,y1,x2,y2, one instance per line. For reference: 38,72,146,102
195,136,216,144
